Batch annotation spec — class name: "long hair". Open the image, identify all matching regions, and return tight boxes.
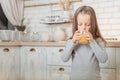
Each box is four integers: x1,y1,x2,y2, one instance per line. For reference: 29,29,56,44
72,5,106,44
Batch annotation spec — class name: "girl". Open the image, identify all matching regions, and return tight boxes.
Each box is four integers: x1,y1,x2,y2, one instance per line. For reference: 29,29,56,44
61,6,108,80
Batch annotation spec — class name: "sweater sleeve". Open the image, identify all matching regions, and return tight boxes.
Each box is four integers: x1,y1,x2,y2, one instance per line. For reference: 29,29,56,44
61,39,77,62
89,39,108,63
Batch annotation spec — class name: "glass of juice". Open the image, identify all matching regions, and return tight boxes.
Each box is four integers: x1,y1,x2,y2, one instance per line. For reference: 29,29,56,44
79,31,88,44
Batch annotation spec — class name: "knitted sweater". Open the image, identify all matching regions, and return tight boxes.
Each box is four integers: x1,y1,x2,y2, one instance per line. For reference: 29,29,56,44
61,39,108,80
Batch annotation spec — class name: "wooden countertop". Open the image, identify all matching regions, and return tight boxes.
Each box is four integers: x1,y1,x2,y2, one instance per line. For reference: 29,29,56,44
0,41,120,47
0,42,66,47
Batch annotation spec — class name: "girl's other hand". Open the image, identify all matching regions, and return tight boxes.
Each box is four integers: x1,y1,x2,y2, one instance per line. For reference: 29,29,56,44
85,31,94,43
72,30,81,43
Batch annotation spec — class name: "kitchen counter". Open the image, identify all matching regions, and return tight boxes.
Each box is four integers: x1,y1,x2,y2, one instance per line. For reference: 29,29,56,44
0,41,120,47
0,41,66,47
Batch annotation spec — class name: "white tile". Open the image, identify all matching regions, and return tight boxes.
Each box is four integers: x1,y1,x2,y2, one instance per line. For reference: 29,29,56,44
73,2,84,11
98,1,113,8
95,8,104,14
108,19,120,24
97,13,112,19
103,7,120,13
114,0,120,7
98,19,109,25
99,24,112,30
111,13,120,18
111,24,120,30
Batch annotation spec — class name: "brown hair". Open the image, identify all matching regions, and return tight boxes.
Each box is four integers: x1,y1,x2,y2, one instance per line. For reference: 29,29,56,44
72,5,106,44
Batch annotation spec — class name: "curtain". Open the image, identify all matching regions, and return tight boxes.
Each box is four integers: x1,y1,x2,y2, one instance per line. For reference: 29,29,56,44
0,4,8,27
0,0,24,26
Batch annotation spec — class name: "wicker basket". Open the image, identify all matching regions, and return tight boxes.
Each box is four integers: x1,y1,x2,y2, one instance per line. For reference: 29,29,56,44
16,26,26,31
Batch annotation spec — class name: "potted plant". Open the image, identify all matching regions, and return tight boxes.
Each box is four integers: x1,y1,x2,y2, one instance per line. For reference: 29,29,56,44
15,18,26,31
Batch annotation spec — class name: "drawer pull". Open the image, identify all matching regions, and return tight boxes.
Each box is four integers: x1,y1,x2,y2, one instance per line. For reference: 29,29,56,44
30,48,36,52
3,48,10,52
59,67,64,72
59,49,64,52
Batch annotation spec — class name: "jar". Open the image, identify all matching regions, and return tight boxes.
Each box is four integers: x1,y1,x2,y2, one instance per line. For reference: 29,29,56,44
53,27,66,42
30,32,40,41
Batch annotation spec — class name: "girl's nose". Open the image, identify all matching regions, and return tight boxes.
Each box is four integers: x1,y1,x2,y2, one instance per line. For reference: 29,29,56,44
82,25,86,30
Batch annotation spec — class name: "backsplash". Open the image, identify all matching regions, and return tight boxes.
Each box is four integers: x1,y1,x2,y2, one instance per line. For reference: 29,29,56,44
24,0,120,41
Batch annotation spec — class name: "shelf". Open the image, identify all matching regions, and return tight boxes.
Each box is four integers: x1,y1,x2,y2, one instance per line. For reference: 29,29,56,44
40,21,71,24
0,41,120,47
24,0,82,8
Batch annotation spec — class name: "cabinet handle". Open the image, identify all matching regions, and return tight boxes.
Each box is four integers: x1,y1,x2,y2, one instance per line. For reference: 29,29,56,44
59,49,64,52
30,48,36,52
59,67,64,72
3,48,10,52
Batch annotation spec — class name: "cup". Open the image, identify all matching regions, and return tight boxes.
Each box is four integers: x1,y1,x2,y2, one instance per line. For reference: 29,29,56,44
79,31,88,44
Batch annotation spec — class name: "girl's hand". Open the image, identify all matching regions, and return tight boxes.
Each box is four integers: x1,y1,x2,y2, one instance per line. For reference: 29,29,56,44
72,30,81,43
85,31,94,43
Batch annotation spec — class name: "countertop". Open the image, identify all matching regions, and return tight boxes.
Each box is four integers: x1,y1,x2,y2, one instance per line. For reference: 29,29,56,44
0,41,120,47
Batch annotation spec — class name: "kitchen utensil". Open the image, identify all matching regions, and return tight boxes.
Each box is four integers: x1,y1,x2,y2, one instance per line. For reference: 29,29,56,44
58,0,65,11
65,0,70,10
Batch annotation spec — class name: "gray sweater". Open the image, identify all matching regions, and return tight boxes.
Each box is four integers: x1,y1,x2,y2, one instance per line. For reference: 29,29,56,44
61,39,108,80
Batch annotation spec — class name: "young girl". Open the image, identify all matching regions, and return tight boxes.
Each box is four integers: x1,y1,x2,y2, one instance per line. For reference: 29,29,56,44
61,6,108,80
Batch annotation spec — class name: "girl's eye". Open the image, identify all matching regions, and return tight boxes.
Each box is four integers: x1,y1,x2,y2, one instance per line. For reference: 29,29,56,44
86,24,91,26
78,24,82,26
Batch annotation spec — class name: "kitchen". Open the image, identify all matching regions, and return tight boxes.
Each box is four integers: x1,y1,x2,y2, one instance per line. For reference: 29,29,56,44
0,0,120,80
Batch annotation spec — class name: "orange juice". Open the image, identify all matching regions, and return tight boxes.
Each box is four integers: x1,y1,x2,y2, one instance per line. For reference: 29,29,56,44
79,33,88,44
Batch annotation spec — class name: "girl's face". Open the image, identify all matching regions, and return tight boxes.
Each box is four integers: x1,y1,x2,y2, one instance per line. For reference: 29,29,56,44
77,13,91,32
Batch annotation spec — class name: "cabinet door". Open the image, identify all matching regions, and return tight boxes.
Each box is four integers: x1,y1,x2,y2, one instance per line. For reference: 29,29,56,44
47,47,72,66
100,69,116,80
100,48,116,68
116,48,120,80
20,47,47,80
47,66,71,80
0,47,20,80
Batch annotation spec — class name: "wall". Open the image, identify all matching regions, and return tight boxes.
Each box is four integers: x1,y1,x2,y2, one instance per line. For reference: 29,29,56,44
24,0,120,41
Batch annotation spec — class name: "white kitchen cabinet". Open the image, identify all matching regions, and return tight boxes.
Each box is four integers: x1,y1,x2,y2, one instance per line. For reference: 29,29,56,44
100,48,116,80
116,48,120,80
0,44,119,80
46,47,117,80
100,48,116,68
100,69,116,80
47,47,72,66
46,47,71,80
20,47,47,80
47,66,71,80
0,47,20,80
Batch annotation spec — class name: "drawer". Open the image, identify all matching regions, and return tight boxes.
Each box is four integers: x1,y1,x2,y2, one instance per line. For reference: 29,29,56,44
47,47,72,66
0,47,18,54
47,66,71,80
21,47,41,53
